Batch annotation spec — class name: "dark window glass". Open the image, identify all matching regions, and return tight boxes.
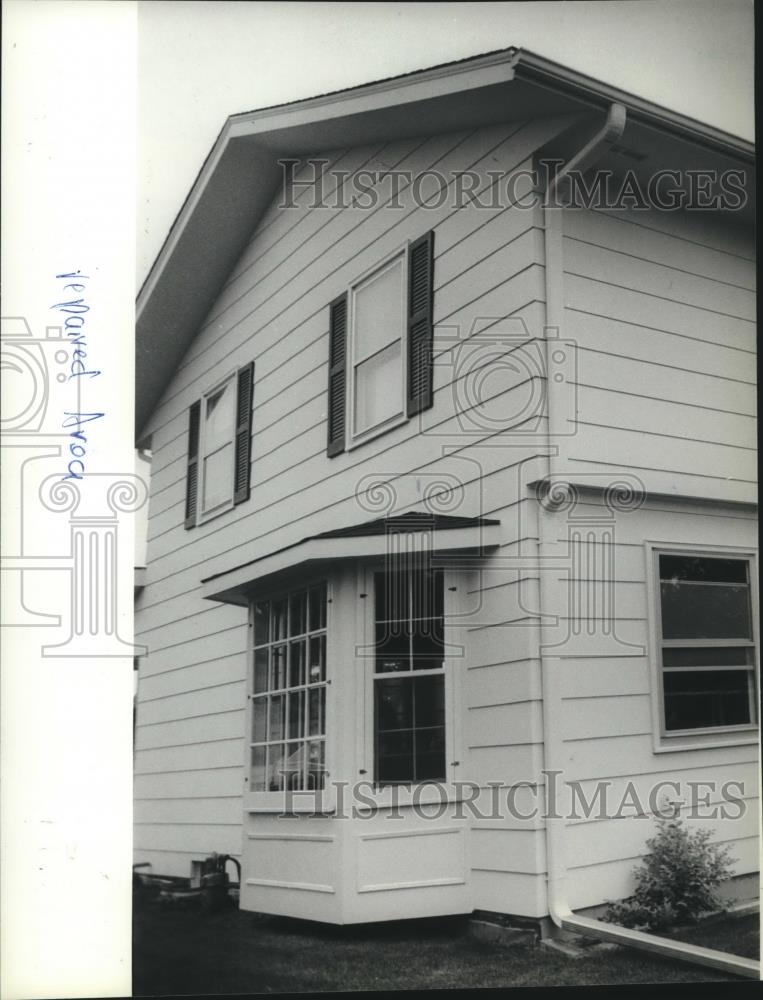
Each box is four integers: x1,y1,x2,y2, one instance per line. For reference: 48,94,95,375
660,581,751,640
375,673,445,783
660,555,748,584
664,670,752,731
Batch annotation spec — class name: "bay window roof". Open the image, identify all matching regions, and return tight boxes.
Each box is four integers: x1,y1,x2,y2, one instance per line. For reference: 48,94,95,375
201,511,500,605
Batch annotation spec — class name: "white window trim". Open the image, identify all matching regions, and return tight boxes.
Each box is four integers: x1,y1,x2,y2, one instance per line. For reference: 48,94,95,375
645,540,759,753
346,245,409,450
198,369,237,524
244,574,334,814
356,560,465,807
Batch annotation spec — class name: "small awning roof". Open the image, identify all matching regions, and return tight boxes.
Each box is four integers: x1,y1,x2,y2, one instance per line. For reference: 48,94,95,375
201,511,501,605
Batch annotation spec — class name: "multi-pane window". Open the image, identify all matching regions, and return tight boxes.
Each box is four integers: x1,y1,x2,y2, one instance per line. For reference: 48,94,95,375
374,566,446,783
657,552,757,733
250,583,327,790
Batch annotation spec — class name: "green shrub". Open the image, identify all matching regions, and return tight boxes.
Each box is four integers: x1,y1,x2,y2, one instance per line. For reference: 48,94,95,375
604,816,735,931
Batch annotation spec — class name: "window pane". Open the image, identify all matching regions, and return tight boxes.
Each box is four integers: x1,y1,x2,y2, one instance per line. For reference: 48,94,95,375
308,635,326,683
663,646,753,668
375,569,408,625
290,591,307,637
375,624,410,673
288,689,304,739
272,599,288,641
253,602,270,645
205,381,235,451
309,584,327,631
250,746,267,791
411,628,444,670
308,687,325,736
252,696,267,741
353,256,404,362
377,730,414,783
253,647,269,694
414,675,445,728
376,677,414,731
660,555,748,584
267,744,285,791
660,581,751,639
284,742,305,790
354,340,402,434
415,727,446,781
289,640,306,687
202,444,233,510
268,694,285,742
306,740,325,790
272,645,287,690
411,568,443,623
664,670,753,730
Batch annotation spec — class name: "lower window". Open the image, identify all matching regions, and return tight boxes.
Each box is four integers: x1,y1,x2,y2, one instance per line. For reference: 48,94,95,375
656,551,757,734
373,565,446,783
249,583,327,790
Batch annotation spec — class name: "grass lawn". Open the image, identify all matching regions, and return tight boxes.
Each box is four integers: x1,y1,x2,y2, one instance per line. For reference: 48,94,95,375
132,899,758,994
665,911,759,959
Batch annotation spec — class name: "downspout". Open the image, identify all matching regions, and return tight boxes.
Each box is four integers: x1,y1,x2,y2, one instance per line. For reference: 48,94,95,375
536,105,760,981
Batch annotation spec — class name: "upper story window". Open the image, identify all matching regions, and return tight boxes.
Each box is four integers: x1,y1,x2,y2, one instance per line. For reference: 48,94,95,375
373,565,446,784
249,583,328,792
326,231,434,456
654,550,758,738
184,361,254,528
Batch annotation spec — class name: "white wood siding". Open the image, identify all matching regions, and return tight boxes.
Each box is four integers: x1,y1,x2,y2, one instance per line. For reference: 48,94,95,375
560,206,756,505
548,497,759,910
134,117,570,880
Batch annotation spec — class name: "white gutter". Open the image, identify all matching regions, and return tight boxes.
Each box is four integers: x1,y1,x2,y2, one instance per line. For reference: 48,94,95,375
536,105,760,981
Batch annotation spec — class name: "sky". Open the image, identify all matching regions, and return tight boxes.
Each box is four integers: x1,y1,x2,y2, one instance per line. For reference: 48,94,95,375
137,0,755,286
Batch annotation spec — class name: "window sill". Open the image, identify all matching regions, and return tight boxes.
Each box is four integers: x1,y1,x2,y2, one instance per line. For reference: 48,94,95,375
653,728,759,753
197,498,234,526
346,412,407,452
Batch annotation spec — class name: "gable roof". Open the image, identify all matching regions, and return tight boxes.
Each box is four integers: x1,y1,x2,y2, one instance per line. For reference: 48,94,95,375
136,46,755,439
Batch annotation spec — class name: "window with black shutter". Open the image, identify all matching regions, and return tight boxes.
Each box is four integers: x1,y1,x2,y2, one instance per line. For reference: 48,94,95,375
406,230,435,417
326,295,347,457
326,230,434,456
184,361,254,528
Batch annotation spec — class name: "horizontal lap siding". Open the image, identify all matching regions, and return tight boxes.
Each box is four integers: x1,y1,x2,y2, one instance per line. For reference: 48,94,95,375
136,118,570,878
561,207,756,505
553,500,759,910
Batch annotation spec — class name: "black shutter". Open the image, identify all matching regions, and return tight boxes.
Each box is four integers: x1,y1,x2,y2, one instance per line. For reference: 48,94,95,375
406,230,435,417
234,361,254,505
326,294,347,457
184,400,201,529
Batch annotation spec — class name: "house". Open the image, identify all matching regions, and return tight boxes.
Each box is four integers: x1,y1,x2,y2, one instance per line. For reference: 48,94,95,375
134,48,758,929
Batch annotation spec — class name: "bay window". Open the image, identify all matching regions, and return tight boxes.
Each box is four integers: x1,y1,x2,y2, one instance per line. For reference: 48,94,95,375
373,565,446,783
250,583,328,791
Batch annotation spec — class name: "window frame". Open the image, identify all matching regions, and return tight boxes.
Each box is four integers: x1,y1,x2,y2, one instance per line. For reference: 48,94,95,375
358,560,462,798
346,245,409,450
245,574,333,812
198,369,238,523
646,540,759,752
